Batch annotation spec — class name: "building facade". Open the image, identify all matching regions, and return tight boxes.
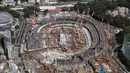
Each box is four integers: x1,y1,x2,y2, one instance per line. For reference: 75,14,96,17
4,30,12,60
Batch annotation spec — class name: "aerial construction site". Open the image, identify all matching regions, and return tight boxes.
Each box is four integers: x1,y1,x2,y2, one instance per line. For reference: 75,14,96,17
21,12,123,73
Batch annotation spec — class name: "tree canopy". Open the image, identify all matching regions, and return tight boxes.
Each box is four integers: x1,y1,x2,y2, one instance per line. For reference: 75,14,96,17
8,10,20,18
23,6,35,18
116,27,130,44
88,0,130,28
20,0,28,3
117,0,130,9
87,0,130,44
0,6,20,18
0,0,3,4
71,2,88,14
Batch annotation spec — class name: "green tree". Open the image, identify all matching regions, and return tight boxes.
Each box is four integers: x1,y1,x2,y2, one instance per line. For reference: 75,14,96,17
15,25,19,29
87,0,130,45
117,0,130,8
43,9,48,15
23,6,35,18
14,0,18,5
88,0,107,15
0,6,10,11
62,7,67,12
8,10,20,18
105,1,118,10
0,6,20,18
88,0,130,29
116,27,130,44
0,0,3,4
61,0,67,2
20,0,27,3
73,2,88,14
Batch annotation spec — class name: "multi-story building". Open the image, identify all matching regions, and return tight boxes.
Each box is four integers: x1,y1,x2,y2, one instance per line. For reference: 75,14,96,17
107,7,129,17
0,12,13,60
3,30,12,60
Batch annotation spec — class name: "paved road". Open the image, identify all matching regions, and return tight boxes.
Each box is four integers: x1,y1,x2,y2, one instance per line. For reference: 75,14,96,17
13,18,28,73
15,19,27,44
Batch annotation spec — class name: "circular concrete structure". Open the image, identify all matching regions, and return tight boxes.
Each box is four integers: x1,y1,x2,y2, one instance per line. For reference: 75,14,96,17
25,12,108,67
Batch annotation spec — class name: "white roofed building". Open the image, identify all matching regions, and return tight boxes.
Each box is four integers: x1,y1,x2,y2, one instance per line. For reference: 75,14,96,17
48,0,57,4
40,0,57,5
2,0,16,6
39,6,56,11
107,7,129,17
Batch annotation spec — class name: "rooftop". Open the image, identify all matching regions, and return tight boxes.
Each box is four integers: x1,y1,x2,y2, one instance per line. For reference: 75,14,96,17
0,12,13,26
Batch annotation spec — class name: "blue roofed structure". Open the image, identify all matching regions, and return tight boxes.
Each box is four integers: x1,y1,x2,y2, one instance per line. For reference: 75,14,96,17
97,69,106,73
0,12,13,33
0,27,9,31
